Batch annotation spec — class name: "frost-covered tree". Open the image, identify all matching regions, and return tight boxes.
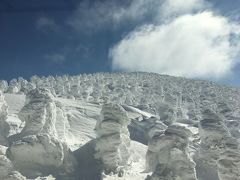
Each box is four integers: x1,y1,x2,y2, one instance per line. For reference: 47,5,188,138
0,91,9,146
94,103,131,175
146,124,197,180
0,80,8,92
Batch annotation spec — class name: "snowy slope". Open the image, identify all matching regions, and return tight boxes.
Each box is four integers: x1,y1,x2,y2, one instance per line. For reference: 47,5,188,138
0,72,240,180
2,93,150,180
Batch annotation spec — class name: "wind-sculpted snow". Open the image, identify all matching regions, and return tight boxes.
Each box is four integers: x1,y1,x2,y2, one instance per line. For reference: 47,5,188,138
95,103,131,175
8,88,57,142
7,79,20,94
5,88,76,179
0,80,8,93
146,123,198,180
0,91,9,146
198,108,240,180
1,73,240,126
0,154,13,179
0,93,27,179
154,102,177,125
0,145,26,180
198,108,231,166
7,134,75,178
217,137,240,180
55,101,71,143
0,72,240,180
129,117,167,145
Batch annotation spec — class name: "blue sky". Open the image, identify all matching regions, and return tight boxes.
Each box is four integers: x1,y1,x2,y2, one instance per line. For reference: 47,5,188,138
0,0,240,87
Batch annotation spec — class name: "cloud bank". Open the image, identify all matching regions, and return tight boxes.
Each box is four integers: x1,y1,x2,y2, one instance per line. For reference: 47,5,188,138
110,0,240,79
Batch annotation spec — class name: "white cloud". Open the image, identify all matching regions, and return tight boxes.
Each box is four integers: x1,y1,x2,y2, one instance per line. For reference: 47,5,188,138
66,0,240,80
36,17,58,32
67,0,160,32
110,11,240,79
67,0,207,32
45,53,65,64
159,0,206,18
